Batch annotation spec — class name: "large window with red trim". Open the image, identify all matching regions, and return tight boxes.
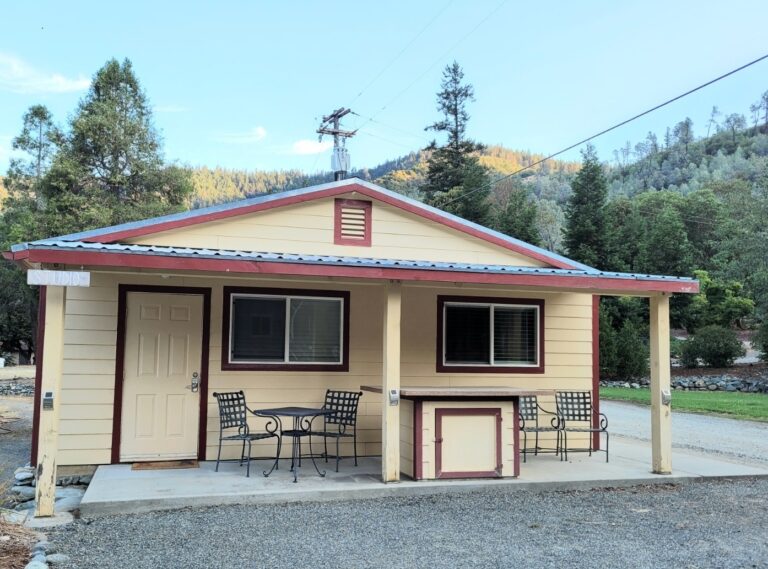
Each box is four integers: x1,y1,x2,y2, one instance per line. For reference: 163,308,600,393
222,287,349,371
437,296,544,373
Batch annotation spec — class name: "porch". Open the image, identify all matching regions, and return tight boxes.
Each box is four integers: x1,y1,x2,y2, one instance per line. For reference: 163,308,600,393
78,437,768,516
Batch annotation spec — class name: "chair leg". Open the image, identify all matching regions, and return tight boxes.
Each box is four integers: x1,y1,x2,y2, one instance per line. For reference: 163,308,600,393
246,439,251,478
276,434,282,470
336,437,340,473
353,429,358,467
215,437,223,472
605,431,609,463
522,430,527,463
324,436,329,463
239,439,246,466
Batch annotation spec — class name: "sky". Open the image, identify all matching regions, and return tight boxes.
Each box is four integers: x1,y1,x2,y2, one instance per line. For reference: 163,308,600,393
1,0,767,175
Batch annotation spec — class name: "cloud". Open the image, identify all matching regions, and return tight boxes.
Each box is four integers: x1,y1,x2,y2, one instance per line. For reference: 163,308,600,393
0,53,90,94
154,104,189,114
291,139,333,155
215,126,268,144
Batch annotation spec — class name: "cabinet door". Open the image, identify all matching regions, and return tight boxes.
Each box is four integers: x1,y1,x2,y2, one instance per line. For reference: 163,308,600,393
435,408,502,478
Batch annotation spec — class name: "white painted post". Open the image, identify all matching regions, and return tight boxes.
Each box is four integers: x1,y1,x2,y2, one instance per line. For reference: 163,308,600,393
35,286,67,517
649,294,672,474
381,282,401,482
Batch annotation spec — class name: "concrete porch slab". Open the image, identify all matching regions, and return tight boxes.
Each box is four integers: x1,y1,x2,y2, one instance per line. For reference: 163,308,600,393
79,437,768,517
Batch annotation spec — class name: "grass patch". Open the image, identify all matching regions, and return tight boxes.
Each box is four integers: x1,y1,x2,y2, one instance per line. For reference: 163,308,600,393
600,387,768,422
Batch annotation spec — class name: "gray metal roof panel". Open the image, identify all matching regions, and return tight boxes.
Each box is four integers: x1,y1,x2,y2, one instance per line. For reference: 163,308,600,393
30,240,695,283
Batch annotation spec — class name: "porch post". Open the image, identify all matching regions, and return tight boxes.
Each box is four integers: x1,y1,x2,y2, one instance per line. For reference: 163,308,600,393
649,294,672,474
35,285,67,517
382,281,401,482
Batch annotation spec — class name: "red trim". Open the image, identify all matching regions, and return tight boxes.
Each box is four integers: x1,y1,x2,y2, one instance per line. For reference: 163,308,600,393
111,285,211,464
21,248,700,294
435,408,502,479
413,400,423,480
220,286,350,372
592,295,600,450
30,286,46,466
334,198,372,246
70,182,577,269
436,296,545,374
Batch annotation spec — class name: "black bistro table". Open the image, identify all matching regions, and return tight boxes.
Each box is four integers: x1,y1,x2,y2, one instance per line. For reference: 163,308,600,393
251,406,332,483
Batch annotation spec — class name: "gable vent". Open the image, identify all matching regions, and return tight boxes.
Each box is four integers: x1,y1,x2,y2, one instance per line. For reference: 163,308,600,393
334,199,372,246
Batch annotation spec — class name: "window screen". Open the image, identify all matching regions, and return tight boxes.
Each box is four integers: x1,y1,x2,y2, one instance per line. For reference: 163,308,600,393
444,305,491,364
231,297,286,361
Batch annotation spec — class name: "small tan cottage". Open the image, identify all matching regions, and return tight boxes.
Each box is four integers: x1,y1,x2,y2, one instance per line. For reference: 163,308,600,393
5,179,698,515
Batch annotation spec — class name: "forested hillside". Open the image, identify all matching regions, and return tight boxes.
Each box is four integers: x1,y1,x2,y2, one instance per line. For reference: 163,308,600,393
187,146,580,206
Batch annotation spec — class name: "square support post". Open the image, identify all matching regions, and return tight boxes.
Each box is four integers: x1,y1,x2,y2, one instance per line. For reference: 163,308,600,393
381,282,401,482
649,294,672,474
35,285,66,517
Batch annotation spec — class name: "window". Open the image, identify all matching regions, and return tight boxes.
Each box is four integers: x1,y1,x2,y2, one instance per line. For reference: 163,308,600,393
334,199,372,246
437,296,544,373
222,287,349,371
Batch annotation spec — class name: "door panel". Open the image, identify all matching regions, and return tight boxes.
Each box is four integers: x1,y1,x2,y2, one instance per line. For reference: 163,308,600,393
121,292,203,461
435,408,502,479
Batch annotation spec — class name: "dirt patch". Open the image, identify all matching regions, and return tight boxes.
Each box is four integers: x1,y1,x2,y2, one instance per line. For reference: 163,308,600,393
0,366,35,381
0,518,35,569
0,397,34,504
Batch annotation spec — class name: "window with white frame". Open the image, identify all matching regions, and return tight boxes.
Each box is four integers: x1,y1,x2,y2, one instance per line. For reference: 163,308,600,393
228,292,345,366
441,300,541,368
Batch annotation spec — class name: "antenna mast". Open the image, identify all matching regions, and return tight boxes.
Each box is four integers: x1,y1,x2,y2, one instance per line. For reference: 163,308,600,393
317,107,356,181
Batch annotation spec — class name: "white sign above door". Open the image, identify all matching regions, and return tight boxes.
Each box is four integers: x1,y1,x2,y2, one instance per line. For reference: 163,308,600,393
27,269,91,287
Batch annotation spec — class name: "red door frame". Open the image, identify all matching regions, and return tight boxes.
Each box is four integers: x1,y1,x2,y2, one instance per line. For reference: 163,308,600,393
435,407,503,479
111,284,212,464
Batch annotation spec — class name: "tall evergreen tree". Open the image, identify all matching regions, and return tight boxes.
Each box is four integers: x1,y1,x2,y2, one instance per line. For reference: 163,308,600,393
493,182,540,245
421,61,490,225
563,145,608,268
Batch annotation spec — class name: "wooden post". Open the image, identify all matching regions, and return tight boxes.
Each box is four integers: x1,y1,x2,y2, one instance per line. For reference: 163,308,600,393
381,281,401,482
35,285,66,517
649,294,672,474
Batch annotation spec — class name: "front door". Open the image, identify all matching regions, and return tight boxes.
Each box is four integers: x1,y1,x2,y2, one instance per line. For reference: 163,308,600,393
120,292,204,462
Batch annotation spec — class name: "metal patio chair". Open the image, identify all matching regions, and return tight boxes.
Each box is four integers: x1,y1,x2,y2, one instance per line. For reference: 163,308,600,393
554,391,609,463
518,395,561,463
308,389,363,472
212,391,281,477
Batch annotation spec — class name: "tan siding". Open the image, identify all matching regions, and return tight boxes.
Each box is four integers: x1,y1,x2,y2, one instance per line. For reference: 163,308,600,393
123,194,549,267
55,271,594,466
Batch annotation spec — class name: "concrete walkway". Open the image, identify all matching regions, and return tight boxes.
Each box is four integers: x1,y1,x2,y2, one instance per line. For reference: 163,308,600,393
80,437,768,516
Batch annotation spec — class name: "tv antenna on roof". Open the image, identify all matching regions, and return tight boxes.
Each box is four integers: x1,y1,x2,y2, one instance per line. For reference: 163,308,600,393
317,107,357,181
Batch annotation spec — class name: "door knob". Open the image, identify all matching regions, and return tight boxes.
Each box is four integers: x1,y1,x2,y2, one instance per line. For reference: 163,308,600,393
187,372,200,393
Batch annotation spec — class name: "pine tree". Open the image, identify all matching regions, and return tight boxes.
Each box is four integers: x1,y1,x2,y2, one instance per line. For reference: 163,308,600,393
493,182,540,245
563,145,608,268
421,61,490,225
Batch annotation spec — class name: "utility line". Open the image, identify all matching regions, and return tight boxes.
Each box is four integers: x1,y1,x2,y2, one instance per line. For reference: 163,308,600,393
441,51,768,208
354,0,509,133
346,0,455,109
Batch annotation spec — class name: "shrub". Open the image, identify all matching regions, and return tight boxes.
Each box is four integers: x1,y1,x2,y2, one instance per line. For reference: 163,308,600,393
753,321,768,362
682,325,745,368
669,337,685,359
599,310,619,379
614,321,649,379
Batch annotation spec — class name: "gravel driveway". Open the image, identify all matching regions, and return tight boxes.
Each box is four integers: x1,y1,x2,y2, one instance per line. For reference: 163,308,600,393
49,479,768,569
603,400,768,465
0,396,33,503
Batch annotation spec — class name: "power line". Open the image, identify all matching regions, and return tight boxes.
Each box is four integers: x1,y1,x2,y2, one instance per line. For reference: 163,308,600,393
442,51,768,208
354,0,509,133
351,111,431,143
347,0,455,108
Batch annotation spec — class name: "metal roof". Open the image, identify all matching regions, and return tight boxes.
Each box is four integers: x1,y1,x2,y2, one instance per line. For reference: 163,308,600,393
22,240,696,284
16,178,597,273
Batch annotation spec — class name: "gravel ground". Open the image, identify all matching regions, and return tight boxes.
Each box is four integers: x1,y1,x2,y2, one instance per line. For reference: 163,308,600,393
603,400,768,465
0,396,33,504
48,479,768,569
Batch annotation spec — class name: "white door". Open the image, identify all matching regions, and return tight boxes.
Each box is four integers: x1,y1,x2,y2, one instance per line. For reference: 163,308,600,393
120,292,203,462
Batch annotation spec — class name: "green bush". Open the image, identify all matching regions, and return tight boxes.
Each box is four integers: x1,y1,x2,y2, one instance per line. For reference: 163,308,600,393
669,337,685,359
682,325,745,368
614,321,649,379
753,321,768,362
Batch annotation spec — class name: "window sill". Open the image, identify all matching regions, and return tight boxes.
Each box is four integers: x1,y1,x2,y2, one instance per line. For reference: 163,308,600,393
436,364,544,374
221,362,349,372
